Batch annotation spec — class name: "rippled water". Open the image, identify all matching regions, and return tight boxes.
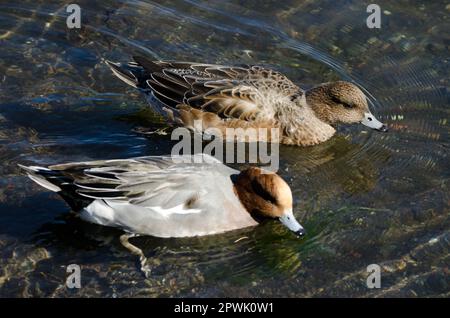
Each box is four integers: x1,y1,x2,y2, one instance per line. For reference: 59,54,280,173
0,1,448,297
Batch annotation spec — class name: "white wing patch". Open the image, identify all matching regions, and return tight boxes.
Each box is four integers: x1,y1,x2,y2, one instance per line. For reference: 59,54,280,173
150,204,202,218
81,200,203,228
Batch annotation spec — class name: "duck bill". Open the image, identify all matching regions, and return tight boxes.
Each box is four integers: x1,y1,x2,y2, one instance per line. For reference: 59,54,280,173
279,209,305,237
361,112,388,132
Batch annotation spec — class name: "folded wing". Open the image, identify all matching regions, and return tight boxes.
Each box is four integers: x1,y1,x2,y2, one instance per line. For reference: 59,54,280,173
106,57,301,123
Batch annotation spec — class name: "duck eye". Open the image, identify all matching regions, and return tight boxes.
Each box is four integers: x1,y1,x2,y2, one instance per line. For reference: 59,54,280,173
331,96,352,108
342,102,353,108
368,117,373,121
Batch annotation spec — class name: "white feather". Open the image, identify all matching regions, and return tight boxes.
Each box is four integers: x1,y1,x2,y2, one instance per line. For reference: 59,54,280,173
150,204,202,218
27,173,61,192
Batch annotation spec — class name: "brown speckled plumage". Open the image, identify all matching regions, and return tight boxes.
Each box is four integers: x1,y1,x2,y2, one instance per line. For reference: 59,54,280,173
107,57,373,146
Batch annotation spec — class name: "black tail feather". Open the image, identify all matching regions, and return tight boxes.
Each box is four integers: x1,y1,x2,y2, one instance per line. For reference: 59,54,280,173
19,164,95,211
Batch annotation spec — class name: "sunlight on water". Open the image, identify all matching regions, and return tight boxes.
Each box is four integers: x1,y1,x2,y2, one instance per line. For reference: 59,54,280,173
0,0,448,297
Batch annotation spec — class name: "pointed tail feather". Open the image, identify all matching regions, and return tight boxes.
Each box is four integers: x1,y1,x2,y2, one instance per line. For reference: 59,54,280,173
18,164,92,211
18,164,63,192
105,60,140,88
105,58,182,122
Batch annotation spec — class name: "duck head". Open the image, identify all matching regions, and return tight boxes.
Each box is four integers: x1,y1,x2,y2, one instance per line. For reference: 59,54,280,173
233,167,305,237
305,81,388,132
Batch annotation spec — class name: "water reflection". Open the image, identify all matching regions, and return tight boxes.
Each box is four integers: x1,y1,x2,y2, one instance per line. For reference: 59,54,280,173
0,0,448,297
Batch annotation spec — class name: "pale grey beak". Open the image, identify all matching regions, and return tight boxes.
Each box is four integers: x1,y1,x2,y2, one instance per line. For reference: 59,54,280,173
279,209,305,237
361,112,388,132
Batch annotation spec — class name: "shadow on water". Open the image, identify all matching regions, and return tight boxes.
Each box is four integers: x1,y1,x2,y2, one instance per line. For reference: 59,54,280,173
0,0,448,297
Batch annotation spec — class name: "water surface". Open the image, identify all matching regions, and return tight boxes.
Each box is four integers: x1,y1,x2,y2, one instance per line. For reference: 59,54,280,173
0,0,448,297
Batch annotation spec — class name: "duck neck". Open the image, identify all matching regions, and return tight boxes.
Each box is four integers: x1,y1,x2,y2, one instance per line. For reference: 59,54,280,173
231,170,272,221
231,173,256,216
305,86,336,124
277,96,336,146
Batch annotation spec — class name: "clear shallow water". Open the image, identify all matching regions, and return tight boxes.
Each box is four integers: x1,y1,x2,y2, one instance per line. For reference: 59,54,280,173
0,0,448,297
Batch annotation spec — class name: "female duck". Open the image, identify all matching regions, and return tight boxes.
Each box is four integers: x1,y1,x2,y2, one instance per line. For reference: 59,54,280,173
20,154,304,238
106,56,387,146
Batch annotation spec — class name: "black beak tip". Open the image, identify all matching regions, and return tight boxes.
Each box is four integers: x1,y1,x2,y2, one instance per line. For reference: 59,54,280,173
378,124,388,132
294,228,306,237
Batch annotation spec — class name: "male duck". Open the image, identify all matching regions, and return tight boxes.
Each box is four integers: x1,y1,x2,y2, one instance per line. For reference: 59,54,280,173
20,154,304,238
106,56,387,146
